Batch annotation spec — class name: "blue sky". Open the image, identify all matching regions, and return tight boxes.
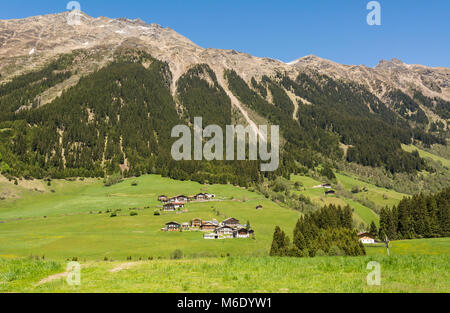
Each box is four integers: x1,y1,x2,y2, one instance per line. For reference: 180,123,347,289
1,0,449,67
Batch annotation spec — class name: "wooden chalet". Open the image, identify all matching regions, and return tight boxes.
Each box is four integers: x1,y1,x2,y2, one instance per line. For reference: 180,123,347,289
194,193,208,200
256,205,263,210
181,223,190,230
158,195,168,202
175,195,189,202
215,226,234,236
222,217,240,228
165,222,181,231
190,218,203,228
234,228,254,238
163,202,185,211
200,221,218,232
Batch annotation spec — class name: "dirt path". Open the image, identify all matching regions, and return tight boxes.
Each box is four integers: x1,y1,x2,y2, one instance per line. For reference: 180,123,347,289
35,271,70,286
109,262,139,273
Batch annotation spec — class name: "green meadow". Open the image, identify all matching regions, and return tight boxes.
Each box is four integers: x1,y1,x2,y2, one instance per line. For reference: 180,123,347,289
0,175,300,260
1,173,449,293
1,252,449,293
366,237,450,256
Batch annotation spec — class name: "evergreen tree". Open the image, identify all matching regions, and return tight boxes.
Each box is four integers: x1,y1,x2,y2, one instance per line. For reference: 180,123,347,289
369,221,378,239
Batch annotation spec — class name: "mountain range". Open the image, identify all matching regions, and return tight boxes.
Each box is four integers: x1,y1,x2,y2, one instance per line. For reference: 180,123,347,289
0,12,448,184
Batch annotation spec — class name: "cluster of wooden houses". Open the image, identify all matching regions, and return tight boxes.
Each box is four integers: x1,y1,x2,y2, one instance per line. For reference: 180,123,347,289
162,217,254,239
158,193,216,212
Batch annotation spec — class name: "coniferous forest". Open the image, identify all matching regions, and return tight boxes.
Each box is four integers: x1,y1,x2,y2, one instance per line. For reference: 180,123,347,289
0,49,448,190
379,187,450,240
270,204,366,257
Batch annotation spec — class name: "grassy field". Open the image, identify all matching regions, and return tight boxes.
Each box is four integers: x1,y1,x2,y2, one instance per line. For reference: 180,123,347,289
0,175,300,260
366,237,450,256
1,252,448,293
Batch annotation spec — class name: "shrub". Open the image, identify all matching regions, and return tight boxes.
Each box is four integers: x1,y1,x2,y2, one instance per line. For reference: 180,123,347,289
131,181,138,186
154,210,160,216
103,172,123,187
170,249,183,260
315,249,326,257
351,186,360,194
130,211,138,216
110,213,117,218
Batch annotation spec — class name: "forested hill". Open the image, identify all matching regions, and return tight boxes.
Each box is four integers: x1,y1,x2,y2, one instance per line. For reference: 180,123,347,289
0,12,449,187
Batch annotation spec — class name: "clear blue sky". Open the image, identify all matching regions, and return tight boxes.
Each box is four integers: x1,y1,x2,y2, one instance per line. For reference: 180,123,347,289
1,0,449,67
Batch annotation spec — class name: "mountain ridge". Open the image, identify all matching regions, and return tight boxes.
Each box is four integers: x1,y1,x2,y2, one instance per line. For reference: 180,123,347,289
1,12,449,103
0,12,448,183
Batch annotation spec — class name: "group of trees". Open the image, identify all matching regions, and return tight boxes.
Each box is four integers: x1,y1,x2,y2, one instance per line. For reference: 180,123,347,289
379,187,450,240
270,204,366,257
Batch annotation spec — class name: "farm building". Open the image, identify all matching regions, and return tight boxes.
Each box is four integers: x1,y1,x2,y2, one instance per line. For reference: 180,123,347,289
181,223,190,230
201,221,218,232
158,195,168,202
325,190,336,196
358,232,375,244
168,195,189,203
190,218,203,228
256,205,263,210
222,217,241,228
193,193,208,200
163,202,185,211
234,228,254,238
215,226,234,236
165,222,181,232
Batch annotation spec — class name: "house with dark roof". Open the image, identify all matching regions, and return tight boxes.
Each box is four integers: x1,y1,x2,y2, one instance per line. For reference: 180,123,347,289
165,222,181,232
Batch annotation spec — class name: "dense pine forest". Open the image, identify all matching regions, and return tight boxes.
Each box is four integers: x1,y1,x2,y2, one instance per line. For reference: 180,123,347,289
379,187,450,240
0,49,448,189
270,204,366,257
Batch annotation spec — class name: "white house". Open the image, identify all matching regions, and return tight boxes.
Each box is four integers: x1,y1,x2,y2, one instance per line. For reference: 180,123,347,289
358,232,375,244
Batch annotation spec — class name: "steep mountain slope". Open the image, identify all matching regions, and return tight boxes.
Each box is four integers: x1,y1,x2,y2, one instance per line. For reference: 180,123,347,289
0,12,448,184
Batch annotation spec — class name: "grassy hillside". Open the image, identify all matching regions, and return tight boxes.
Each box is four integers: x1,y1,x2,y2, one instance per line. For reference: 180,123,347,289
1,251,449,293
290,172,407,226
402,144,450,169
0,175,300,260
